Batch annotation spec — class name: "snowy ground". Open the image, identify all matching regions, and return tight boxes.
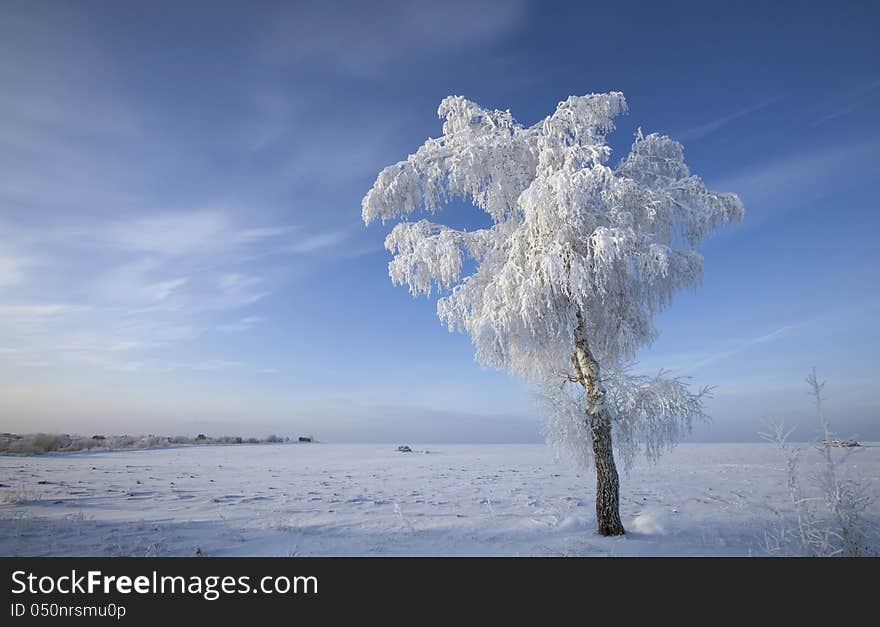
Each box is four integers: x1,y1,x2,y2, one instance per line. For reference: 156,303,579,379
1,443,877,556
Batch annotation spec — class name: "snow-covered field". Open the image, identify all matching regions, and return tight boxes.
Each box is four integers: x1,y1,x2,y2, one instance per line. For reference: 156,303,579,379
1,443,877,557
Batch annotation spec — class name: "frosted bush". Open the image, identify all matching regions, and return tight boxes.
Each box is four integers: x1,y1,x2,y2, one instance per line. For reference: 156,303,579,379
760,370,878,557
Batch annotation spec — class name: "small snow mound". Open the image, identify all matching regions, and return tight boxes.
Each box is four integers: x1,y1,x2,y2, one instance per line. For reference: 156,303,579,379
631,508,667,535
557,515,592,531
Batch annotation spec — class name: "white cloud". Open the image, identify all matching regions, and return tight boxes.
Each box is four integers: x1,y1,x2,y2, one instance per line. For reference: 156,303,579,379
0,211,292,374
145,277,189,303
86,211,305,260
217,316,266,333
236,226,298,242
218,273,262,291
104,212,231,257
0,303,90,318
285,229,351,254
0,5,365,381
93,257,186,307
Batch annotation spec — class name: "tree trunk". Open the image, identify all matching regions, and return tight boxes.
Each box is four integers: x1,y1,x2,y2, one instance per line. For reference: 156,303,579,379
571,320,625,536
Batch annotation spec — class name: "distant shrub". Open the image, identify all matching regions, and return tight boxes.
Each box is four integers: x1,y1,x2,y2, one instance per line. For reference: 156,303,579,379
760,369,878,557
32,433,64,452
0,483,37,504
110,435,136,449
1,433,65,454
62,438,93,452
136,436,167,449
216,436,244,444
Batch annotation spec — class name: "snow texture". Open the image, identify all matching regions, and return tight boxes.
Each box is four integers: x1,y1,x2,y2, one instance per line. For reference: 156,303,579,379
2,442,876,556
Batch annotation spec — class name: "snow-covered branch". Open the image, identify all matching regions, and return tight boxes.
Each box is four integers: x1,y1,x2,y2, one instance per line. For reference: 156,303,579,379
539,370,711,471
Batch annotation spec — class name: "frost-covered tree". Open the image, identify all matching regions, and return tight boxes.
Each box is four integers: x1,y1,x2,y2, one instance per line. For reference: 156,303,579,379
362,92,743,535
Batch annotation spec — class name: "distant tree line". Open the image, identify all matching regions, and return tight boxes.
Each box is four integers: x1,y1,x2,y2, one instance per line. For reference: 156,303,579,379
0,432,299,455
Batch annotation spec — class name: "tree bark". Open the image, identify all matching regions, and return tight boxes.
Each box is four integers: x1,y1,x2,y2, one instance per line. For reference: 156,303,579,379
571,319,625,536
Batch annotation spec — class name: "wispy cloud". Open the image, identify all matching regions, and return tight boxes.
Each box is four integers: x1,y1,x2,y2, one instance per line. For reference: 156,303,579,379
0,5,174,215
217,316,266,333
708,136,880,228
262,0,528,79
145,277,189,303
0,5,363,377
810,77,880,127
676,97,779,141
681,325,797,374
82,211,303,259
0,209,340,375
91,257,189,307
103,212,232,257
284,229,352,254
635,324,799,377
236,226,299,242
0,303,90,319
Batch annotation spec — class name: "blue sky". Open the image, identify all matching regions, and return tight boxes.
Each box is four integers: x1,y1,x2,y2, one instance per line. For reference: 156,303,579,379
1,0,878,442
